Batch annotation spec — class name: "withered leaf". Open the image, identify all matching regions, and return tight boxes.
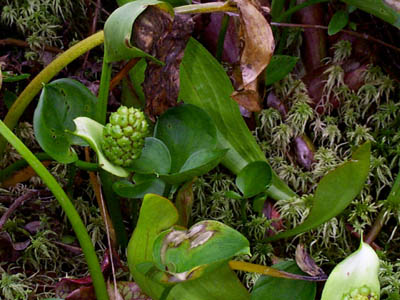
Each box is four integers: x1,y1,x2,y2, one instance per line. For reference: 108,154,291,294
295,244,325,277
230,0,274,112
233,0,274,86
231,89,261,112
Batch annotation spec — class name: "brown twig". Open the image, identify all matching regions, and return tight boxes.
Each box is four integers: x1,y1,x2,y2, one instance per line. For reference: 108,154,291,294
0,190,38,230
83,0,102,68
0,38,63,53
270,22,400,54
109,58,140,90
365,210,388,245
84,147,117,248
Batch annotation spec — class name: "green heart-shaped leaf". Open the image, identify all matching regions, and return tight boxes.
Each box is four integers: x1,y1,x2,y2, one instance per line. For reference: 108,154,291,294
236,161,272,198
128,137,171,175
153,220,250,274
72,117,129,177
104,0,173,63
33,78,98,163
113,178,166,198
160,149,228,184
127,194,250,300
155,104,218,173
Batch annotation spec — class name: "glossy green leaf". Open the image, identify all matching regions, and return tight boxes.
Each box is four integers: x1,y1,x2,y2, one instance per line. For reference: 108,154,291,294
180,38,297,201
236,161,272,198
267,142,371,241
72,117,130,177
104,0,173,63
328,10,349,35
160,149,228,184
251,261,316,300
341,0,400,29
155,104,218,173
113,178,166,198
33,79,98,163
127,194,250,300
153,220,250,274
128,137,171,175
265,55,299,86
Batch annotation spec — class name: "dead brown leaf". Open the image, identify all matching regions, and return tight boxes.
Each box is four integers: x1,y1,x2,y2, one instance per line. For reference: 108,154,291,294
230,0,274,112
231,89,261,112
295,244,325,277
234,0,274,86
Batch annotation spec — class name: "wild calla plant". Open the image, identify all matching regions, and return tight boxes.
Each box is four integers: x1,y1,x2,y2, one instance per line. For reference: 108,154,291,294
321,240,380,300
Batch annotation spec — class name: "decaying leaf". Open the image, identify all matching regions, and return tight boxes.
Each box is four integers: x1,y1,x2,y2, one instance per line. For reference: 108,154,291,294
230,0,274,112
295,244,325,277
234,0,274,86
231,82,262,112
135,7,194,120
0,231,30,262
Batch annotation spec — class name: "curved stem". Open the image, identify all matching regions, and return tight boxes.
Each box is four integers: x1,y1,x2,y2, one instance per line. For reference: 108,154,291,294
0,120,109,300
174,1,237,14
0,31,105,156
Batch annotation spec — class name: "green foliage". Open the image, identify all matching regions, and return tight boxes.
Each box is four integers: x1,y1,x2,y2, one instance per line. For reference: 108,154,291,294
124,104,227,186
33,79,98,164
127,193,250,300
235,161,272,199
180,37,296,201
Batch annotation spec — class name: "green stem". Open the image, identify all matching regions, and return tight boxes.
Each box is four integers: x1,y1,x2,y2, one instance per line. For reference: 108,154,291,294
160,286,174,300
0,120,109,300
365,171,400,244
215,14,230,61
97,51,112,125
0,31,105,156
174,1,237,14
276,0,329,22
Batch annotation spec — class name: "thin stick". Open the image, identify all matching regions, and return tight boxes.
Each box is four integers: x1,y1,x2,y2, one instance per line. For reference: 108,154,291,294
98,174,118,298
85,148,117,248
0,190,38,229
271,22,400,54
0,38,63,53
109,58,140,90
